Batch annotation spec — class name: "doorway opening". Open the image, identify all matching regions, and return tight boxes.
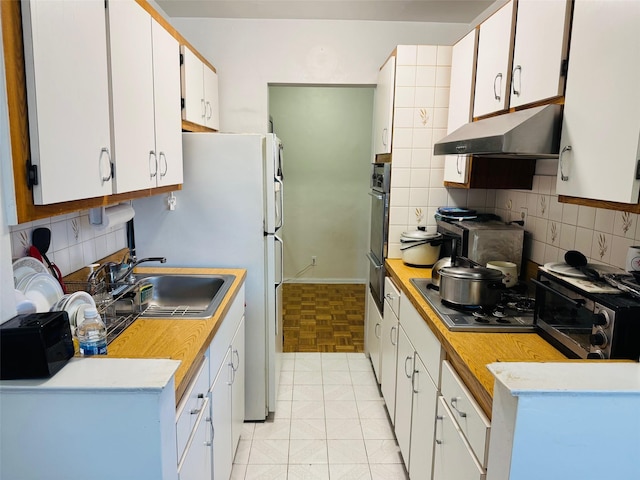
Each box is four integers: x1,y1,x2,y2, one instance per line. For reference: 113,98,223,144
268,85,374,352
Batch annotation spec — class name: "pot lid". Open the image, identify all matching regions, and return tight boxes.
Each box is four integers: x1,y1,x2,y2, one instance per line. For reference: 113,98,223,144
438,265,503,280
400,231,442,242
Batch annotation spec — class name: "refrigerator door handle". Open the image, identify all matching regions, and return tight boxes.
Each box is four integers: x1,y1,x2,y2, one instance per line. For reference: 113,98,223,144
274,234,284,287
367,252,383,270
275,175,284,230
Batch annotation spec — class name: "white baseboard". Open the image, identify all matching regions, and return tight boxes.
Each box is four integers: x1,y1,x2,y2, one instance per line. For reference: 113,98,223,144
284,278,366,285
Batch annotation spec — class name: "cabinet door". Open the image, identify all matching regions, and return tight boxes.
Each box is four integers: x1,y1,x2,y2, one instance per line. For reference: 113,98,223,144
373,55,396,156
473,0,515,118
509,0,571,108
556,0,640,204
182,46,205,125
394,325,414,467
230,316,245,453
107,0,156,193
203,66,220,130
366,290,383,384
408,353,438,480
210,348,233,480
22,0,112,204
433,398,485,480
444,29,477,184
381,299,399,424
152,20,183,187
178,397,212,480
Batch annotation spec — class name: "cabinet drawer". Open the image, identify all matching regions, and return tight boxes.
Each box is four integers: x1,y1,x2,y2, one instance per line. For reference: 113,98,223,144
440,361,490,467
384,276,401,317
176,357,210,464
399,295,442,387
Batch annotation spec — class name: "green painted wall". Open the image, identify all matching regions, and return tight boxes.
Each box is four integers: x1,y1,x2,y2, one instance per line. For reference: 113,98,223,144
269,86,374,282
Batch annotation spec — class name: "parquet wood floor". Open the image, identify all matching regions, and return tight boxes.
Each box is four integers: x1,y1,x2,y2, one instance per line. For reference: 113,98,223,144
282,283,366,353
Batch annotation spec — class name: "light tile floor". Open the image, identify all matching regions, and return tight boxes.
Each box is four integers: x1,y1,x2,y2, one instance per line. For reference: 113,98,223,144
231,352,409,480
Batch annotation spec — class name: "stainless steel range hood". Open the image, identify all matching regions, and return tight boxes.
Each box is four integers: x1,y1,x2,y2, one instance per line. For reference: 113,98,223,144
433,104,562,159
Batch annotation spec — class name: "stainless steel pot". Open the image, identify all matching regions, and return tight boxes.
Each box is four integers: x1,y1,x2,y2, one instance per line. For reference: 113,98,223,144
430,257,452,287
438,265,504,306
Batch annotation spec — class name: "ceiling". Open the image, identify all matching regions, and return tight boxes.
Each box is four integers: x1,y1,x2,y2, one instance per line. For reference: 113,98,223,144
155,0,499,24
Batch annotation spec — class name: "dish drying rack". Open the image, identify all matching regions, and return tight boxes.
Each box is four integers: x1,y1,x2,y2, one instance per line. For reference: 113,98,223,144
65,279,140,345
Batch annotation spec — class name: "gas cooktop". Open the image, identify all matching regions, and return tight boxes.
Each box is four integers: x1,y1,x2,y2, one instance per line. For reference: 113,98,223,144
410,278,536,332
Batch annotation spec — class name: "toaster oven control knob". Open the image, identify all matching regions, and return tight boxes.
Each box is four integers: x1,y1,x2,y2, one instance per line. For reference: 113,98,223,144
589,331,608,348
587,350,606,359
593,311,609,327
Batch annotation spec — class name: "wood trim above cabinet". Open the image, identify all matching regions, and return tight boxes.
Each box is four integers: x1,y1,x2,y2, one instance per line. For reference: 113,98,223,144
558,195,640,214
182,120,217,133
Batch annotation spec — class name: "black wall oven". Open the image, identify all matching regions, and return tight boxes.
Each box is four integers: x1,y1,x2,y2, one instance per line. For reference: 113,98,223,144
367,162,391,313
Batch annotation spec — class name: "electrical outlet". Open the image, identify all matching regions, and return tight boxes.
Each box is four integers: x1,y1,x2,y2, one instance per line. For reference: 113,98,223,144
312,256,317,266
519,207,528,227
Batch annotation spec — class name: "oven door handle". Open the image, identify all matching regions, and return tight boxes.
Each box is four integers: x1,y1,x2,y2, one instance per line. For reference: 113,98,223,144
368,191,384,200
530,278,585,308
367,252,384,270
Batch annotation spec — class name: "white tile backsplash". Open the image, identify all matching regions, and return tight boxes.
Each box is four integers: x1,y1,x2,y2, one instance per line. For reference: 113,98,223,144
9,210,127,277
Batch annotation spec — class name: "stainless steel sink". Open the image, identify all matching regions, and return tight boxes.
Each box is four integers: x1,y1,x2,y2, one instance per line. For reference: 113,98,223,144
133,273,235,319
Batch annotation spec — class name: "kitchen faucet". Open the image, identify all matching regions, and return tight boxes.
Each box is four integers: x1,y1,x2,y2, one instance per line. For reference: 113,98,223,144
111,256,167,284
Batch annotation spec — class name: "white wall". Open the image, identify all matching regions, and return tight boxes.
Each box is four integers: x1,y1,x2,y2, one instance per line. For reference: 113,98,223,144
269,86,373,283
170,17,469,133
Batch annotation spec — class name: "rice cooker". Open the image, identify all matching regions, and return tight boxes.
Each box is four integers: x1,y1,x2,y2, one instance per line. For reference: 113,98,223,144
400,230,443,266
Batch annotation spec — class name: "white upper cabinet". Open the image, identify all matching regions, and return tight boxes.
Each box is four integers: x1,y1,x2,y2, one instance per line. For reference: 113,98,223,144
108,0,156,193
473,0,515,118
22,0,113,204
556,0,640,204
151,20,183,187
108,1,183,193
444,29,478,184
509,0,572,108
373,55,396,156
181,46,220,131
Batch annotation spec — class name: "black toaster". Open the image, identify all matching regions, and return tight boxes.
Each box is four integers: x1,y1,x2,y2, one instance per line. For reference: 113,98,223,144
0,311,74,379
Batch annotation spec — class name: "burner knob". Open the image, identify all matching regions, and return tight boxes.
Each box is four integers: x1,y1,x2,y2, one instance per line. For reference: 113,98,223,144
587,350,606,360
590,331,608,348
593,311,609,327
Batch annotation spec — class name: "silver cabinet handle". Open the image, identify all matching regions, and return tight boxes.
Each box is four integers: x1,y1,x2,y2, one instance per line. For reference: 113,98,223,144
512,65,522,96
382,127,388,147
232,348,240,373
206,101,212,120
99,147,112,183
149,150,157,179
559,145,572,181
201,98,206,120
228,358,235,386
456,154,463,175
435,414,444,445
159,152,168,178
404,355,413,378
493,72,503,101
374,322,381,339
190,393,205,414
385,292,394,301
390,325,397,346
450,397,467,418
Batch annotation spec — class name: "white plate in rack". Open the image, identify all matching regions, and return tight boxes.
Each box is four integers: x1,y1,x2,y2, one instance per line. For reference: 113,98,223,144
12,257,49,287
61,291,96,327
21,272,64,313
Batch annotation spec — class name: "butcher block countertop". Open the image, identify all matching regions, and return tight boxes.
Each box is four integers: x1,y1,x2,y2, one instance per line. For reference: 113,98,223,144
105,267,246,406
385,258,566,419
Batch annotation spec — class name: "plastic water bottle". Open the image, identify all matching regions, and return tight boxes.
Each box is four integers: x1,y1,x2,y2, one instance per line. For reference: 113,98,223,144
76,307,107,356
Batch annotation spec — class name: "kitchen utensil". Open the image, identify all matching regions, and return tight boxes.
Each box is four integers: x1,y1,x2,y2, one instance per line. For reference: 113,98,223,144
486,261,518,288
438,265,504,307
400,230,442,266
625,246,640,272
564,250,600,280
32,227,66,293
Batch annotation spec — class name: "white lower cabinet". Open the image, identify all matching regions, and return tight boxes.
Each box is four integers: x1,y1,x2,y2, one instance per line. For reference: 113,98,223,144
366,289,383,384
433,397,486,480
381,277,401,423
210,348,233,480
231,316,246,452
178,396,212,480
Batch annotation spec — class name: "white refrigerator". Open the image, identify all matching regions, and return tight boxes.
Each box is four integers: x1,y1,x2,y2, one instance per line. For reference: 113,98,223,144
132,133,284,421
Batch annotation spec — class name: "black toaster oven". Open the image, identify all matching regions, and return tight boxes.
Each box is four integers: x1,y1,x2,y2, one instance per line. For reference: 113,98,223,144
0,311,74,379
533,270,640,360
